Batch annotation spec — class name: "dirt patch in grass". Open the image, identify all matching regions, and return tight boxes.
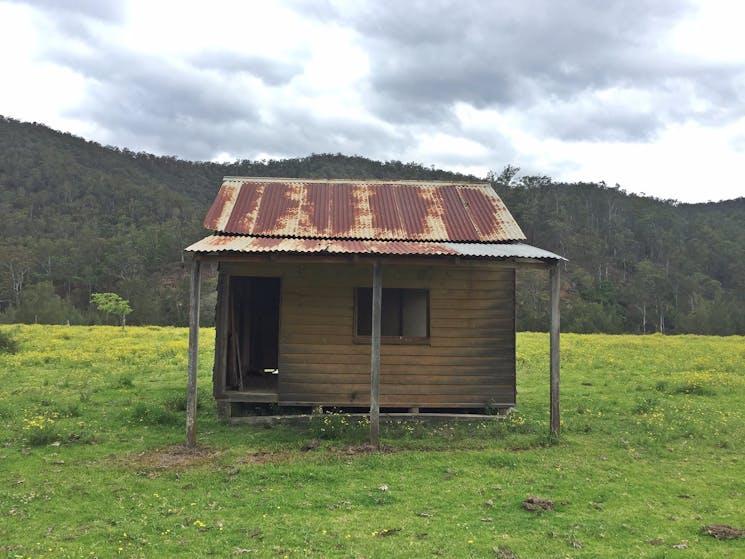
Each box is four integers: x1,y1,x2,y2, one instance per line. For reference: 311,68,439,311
522,496,555,511
118,444,222,470
238,450,295,465
337,444,389,455
236,445,386,464
702,525,745,540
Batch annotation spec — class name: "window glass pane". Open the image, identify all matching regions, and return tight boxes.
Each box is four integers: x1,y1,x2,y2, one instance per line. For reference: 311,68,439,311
381,288,402,336
356,288,372,336
401,289,428,337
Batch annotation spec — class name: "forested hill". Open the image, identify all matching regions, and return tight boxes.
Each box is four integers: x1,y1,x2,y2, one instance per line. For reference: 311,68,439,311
1,116,744,333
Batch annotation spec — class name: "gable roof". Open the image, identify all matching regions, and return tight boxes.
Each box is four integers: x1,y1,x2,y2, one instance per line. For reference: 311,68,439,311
203,177,526,242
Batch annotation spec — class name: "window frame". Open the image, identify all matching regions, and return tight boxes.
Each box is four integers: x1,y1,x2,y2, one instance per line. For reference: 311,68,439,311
353,287,431,345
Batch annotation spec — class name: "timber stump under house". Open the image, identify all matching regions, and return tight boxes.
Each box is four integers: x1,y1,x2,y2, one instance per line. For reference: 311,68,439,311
184,177,564,440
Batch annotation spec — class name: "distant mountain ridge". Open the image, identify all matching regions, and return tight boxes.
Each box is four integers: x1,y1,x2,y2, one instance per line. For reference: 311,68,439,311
1,115,744,333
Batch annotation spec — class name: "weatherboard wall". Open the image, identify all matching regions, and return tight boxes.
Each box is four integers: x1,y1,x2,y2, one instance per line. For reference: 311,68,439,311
216,260,516,410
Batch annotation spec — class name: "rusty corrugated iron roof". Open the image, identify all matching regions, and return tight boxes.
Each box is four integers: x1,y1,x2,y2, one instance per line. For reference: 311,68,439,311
203,177,526,242
185,234,564,261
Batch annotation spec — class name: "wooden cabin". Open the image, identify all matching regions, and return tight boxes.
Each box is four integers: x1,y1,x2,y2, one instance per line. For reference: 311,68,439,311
184,177,564,432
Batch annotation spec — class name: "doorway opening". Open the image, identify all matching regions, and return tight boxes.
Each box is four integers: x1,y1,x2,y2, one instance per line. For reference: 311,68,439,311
226,276,280,393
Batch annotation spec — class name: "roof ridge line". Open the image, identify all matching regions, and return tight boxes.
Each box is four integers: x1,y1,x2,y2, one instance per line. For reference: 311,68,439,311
221,176,490,187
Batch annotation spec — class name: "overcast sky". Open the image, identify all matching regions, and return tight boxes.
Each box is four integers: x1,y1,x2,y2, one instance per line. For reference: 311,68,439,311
2,0,745,202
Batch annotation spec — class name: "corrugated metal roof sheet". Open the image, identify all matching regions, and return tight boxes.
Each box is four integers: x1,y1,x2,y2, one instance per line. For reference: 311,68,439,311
203,177,526,242
185,234,565,261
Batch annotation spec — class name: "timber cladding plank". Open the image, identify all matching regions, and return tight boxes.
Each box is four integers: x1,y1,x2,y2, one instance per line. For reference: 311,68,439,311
281,368,514,384
430,310,513,331
279,343,515,358
280,372,510,385
279,351,515,370
280,383,512,397
280,337,514,351
283,306,352,319
279,393,515,406
278,324,351,338
280,361,515,376
429,286,513,297
430,300,509,311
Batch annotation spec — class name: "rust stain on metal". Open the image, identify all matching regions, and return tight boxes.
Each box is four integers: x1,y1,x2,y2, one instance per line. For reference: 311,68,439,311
439,186,479,240
225,181,264,233
203,177,526,242
252,181,300,236
305,181,331,235
186,235,464,256
335,182,360,237
396,184,431,236
203,182,239,230
209,235,238,246
457,187,496,238
369,185,404,238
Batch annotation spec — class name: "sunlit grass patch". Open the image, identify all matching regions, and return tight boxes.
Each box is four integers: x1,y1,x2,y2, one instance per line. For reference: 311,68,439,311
673,370,738,395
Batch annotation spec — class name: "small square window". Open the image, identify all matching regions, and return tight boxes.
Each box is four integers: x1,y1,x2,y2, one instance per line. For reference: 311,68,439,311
355,288,429,343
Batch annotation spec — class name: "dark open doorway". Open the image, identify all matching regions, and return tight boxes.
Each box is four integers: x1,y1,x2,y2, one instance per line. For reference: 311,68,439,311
226,276,280,393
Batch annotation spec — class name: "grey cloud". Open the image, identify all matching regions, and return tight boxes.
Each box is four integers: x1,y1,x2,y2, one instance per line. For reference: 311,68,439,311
348,0,695,95
9,0,124,62
48,48,259,158
47,34,407,161
8,0,124,22
190,51,303,87
540,107,662,142
53,50,255,123
311,0,745,142
224,106,412,163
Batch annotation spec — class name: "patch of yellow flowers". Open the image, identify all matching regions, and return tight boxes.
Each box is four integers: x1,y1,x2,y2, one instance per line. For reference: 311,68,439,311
680,370,737,391
22,411,59,431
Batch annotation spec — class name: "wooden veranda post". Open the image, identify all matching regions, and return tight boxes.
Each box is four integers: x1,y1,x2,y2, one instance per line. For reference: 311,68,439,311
549,262,561,436
369,260,382,448
186,258,202,448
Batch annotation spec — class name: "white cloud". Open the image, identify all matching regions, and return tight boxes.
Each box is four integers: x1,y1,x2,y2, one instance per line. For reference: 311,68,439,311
561,120,745,202
0,3,89,132
667,0,745,65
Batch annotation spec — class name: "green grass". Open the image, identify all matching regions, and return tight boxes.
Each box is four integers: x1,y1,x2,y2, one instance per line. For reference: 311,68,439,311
1,326,744,558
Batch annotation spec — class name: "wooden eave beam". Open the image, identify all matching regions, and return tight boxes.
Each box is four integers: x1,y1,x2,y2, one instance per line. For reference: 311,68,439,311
191,251,556,270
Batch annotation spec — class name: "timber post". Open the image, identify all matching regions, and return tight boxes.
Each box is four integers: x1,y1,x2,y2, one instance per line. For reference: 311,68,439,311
186,257,202,448
369,260,382,449
549,262,561,437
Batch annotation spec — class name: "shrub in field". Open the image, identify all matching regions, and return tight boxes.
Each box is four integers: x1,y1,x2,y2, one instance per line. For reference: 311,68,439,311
634,397,659,414
22,412,60,446
131,402,180,426
163,392,202,412
0,328,19,354
113,374,135,388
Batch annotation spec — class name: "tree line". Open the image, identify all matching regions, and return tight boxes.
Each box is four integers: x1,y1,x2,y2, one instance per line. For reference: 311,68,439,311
1,116,744,333
490,166,745,334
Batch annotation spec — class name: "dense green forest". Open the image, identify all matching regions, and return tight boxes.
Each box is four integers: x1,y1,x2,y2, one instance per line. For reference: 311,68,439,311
1,116,744,333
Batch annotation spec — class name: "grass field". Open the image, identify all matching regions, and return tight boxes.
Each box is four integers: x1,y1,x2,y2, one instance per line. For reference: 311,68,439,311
1,325,744,558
